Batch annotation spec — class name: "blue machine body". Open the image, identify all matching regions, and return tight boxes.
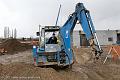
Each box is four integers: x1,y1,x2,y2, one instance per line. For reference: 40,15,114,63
32,3,102,67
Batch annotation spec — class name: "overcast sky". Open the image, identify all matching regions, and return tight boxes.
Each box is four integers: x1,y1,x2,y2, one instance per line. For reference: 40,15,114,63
0,0,120,38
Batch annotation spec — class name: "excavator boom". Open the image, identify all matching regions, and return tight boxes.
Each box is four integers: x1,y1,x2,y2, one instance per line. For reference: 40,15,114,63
59,3,103,65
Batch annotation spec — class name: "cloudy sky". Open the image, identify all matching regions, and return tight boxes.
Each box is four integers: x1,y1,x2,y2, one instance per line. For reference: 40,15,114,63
0,0,120,38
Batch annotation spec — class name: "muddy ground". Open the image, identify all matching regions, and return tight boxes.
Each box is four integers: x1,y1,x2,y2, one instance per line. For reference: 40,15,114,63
0,45,120,80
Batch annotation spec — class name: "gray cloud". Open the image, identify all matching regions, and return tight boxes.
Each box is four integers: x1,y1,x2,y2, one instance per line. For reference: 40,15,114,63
0,0,120,37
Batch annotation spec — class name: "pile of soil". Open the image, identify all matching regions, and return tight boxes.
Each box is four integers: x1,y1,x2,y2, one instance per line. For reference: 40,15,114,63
0,63,89,80
73,47,94,64
0,63,61,80
0,39,32,54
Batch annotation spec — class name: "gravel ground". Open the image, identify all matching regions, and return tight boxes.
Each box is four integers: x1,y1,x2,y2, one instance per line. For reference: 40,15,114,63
0,47,120,80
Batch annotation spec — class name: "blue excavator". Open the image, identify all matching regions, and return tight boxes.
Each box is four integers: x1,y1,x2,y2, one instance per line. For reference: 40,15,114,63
32,3,103,67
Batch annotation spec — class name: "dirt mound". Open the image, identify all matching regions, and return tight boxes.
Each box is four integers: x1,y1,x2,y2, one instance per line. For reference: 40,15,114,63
1,61,120,80
73,47,94,64
0,39,32,54
0,63,64,80
0,62,91,80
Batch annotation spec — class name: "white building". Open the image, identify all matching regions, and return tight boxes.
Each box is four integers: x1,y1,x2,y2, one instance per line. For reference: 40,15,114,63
72,30,80,47
72,30,120,47
96,30,117,45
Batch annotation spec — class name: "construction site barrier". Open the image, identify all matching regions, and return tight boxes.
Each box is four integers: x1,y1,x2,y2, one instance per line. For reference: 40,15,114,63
103,45,120,64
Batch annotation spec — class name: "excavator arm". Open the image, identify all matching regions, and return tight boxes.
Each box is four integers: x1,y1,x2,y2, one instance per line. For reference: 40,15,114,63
59,3,103,65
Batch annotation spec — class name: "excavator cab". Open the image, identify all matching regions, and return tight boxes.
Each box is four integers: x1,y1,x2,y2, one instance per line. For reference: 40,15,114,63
47,32,57,44
33,26,62,66
43,26,61,52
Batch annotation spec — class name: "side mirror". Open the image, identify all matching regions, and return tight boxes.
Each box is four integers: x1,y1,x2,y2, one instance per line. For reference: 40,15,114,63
36,32,40,36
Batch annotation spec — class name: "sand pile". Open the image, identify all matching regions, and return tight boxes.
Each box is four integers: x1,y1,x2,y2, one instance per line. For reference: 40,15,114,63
73,47,94,64
0,62,90,80
0,63,65,80
0,39,32,54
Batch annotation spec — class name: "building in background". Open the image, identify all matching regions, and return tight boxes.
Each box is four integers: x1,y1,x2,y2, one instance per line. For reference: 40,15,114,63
95,30,117,45
72,30,120,47
72,31,80,47
116,30,120,44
